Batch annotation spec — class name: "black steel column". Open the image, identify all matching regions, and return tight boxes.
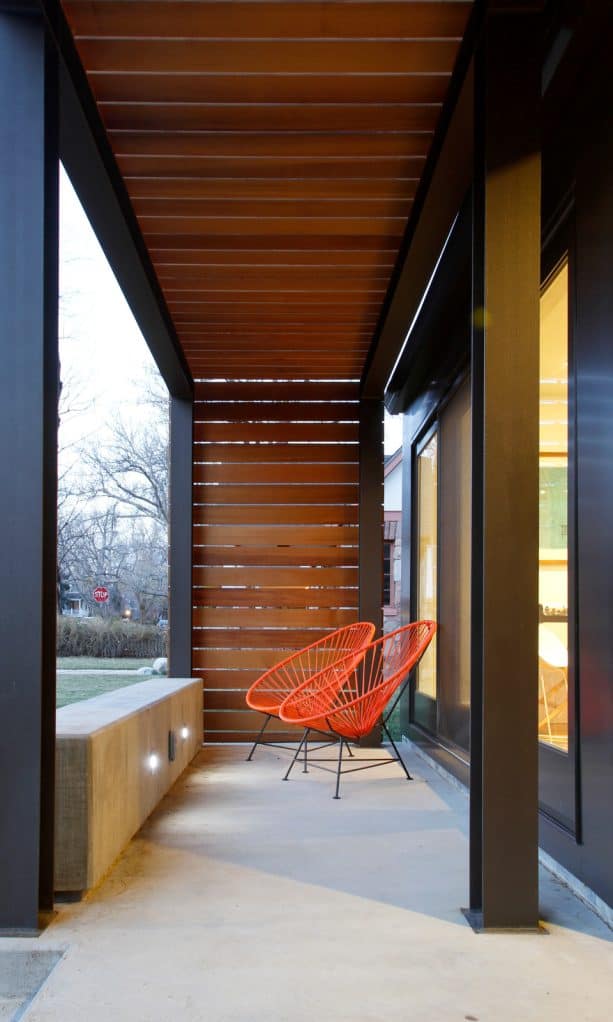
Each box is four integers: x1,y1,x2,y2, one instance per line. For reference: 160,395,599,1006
168,395,194,678
358,398,384,636
0,9,59,931
469,6,542,929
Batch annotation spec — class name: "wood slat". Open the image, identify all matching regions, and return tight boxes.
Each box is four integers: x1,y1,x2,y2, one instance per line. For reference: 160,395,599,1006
202,691,259,712
135,196,413,219
194,628,344,649
194,382,358,401
192,483,358,503
192,565,358,587
194,524,357,546
110,132,430,159
88,71,452,106
196,669,316,690
66,2,471,40
128,178,418,202
193,504,359,526
196,670,260,690
192,587,358,609
139,216,405,238
192,367,364,379
193,422,358,442
173,298,380,312
193,444,358,464
146,247,399,268
79,39,459,76
192,461,358,484
183,340,371,350
146,233,395,254
193,545,358,567
192,607,357,628
120,156,426,180
190,339,361,351
192,402,358,423
204,731,299,742
159,266,392,288
193,648,315,670
103,103,438,134
203,710,303,733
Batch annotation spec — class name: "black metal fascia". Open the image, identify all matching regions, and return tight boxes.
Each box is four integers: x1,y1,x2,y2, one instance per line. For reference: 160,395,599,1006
37,0,193,401
384,195,472,416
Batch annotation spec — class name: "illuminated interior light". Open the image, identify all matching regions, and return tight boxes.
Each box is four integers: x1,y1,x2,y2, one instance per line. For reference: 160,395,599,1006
180,726,189,740
148,753,160,772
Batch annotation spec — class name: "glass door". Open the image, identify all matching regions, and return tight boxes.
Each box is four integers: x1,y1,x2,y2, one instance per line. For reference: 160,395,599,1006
538,250,577,831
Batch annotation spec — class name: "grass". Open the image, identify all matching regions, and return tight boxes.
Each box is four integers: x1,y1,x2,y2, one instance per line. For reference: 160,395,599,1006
56,673,147,709
56,655,161,708
57,656,154,671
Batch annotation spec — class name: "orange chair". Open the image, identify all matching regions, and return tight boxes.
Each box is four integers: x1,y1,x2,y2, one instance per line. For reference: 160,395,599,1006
279,621,437,797
244,622,375,761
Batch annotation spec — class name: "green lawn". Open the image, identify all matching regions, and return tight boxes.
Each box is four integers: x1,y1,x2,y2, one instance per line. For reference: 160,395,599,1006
57,656,153,671
56,672,148,708
56,655,159,708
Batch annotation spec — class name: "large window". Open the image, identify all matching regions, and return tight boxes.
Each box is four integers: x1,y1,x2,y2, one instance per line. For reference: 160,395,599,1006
538,258,569,751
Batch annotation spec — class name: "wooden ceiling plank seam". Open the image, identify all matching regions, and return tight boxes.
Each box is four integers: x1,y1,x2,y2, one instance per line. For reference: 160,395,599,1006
75,38,462,76
82,71,454,106
64,2,472,41
100,102,441,133
107,133,434,158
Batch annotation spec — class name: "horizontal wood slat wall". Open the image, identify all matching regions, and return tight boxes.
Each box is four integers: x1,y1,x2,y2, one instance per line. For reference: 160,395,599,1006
192,380,360,742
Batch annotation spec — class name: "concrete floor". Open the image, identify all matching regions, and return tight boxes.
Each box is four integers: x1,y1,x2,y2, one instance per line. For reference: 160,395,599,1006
4,744,612,1022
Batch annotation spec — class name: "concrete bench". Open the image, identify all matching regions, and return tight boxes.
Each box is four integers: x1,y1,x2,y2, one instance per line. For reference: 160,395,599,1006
55,677,201,895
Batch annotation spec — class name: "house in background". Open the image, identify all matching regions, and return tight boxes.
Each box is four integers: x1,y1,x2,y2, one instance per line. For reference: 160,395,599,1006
384,447,402,630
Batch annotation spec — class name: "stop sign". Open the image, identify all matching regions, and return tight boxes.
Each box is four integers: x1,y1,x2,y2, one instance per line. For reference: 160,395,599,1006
93,586,109,603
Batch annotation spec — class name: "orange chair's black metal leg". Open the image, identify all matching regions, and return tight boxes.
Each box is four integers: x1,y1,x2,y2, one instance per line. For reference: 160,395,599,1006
382,720,412,780
283,728,308,781
333,737,344,799
246,714,273,761
303,729,309,772
344,739,354,758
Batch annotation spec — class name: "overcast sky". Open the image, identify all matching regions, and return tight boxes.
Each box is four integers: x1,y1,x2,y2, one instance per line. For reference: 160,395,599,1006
58,165,403,457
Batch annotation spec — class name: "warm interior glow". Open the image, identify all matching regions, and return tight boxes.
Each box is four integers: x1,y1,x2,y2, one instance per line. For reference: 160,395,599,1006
416,433,438,698
538,259,569,752
148,753,160,772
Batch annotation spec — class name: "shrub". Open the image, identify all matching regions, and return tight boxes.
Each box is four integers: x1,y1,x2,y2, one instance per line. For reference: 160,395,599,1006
57,616,166,658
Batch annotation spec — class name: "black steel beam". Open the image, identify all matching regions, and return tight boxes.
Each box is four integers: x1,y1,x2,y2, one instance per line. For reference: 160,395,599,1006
168,397,194,679
38,0,193,401
469,5,542,930
0,9,58,932
358,399,384,635
358,398,384,746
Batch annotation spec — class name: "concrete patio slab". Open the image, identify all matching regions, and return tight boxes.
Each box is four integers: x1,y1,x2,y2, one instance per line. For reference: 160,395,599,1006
2,745,611,1022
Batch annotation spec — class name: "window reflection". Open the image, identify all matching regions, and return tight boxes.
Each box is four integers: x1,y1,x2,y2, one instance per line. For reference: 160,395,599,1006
417,433,438,698
539,259,569,751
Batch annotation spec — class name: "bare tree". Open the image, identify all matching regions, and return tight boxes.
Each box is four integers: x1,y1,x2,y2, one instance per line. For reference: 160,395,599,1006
80,372,169,526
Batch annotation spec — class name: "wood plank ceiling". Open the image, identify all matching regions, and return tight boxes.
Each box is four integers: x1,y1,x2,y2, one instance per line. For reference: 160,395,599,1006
62,1,471,381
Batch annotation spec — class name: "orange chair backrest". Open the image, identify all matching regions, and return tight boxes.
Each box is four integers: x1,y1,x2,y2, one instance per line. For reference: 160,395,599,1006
246,621,375,707
280,621,437,734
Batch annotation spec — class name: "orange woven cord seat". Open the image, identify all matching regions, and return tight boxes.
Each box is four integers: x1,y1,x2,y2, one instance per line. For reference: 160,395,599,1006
279,621,436,796
243,621,375,760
